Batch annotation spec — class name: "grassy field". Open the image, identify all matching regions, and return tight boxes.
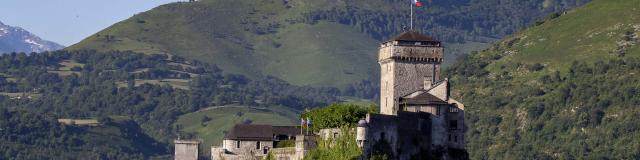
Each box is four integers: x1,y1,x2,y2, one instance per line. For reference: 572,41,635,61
444,41,492,67
69,5,380,88
115,79,190,90
45,60,85,76
0,92,42,99
58,60,85,70
66,0,510,88
254,21,378,87
338,96,376,107
482,0,640,76
57,119,99,126
174,105,300,154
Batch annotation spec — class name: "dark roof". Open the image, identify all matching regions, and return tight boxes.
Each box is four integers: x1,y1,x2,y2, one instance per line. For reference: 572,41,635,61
272,126,299,136
224,124,273,141
224,124,300,141
387,31,438,42
400,91,448,105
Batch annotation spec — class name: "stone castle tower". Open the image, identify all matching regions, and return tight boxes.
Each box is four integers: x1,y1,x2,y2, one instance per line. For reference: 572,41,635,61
379,31,444,115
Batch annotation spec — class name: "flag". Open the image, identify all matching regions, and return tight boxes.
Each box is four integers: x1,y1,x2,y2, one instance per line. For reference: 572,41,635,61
300,118,306,127
306,117,312,128
413,0,423,7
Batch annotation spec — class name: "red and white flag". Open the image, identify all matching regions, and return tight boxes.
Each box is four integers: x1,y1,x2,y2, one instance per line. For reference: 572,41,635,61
413,0,423,7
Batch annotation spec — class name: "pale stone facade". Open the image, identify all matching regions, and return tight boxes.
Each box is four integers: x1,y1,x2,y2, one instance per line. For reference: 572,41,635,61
221,139,274,156
174,140,199,160
211,135,315,160
318,128,342,140
378,33,444,116
210,124,307,160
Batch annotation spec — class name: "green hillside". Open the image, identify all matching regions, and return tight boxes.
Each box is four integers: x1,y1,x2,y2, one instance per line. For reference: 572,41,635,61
0,50,342,158
175,105,299,154
0,110,167,159
447,0,640,159
68,0,588,88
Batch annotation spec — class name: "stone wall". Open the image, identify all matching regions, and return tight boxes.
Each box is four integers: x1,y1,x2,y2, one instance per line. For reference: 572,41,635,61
430,104,449,147
270,147,296,160
175,140,199,160
378,42,444,62
361,112,432,160
427,80,449,100
399,103,461,148
294,135,316,159
222,139,273,156
212,135,315,160
446,99,465,149
378,41,443,116
318,128,342,140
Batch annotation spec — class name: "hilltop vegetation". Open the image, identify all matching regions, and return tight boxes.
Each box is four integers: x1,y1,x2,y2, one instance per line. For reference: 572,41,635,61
447,0,640,159
0,109,165,159
68,0,589,88
0,50,352,158
302,103,376,132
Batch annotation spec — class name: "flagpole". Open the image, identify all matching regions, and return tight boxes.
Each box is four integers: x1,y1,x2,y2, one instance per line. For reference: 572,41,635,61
410,0,413,31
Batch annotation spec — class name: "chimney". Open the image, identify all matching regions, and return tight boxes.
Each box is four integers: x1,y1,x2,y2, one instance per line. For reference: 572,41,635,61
423,76,433,90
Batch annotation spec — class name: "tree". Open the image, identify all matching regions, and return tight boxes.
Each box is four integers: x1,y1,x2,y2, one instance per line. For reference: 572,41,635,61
201,115,211,126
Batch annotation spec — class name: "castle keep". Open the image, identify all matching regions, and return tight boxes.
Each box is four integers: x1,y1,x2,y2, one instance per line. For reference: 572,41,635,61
356,31,465,159
379,31,444,115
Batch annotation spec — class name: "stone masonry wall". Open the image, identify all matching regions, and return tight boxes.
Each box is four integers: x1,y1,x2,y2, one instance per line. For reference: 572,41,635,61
175,140,199,160
379,42,443,115
222,139,273,156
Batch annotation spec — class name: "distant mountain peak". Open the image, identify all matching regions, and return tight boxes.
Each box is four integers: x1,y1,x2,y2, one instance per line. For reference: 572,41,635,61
0,21,64,53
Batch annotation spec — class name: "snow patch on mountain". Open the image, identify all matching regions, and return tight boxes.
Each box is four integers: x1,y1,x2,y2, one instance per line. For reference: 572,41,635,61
0,21,64,53
0,27,8,37
25,39,45,49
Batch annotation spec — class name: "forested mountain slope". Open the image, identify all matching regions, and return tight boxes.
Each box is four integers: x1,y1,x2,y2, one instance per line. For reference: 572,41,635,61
0,111,166,159
447,0,640,159
68,0,589,88
0,50,346,159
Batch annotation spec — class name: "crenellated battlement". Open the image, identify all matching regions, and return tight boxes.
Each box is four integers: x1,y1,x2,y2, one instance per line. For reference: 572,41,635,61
378,33,444,63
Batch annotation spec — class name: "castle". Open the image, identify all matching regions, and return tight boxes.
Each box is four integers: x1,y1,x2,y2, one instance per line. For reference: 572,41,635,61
355,31,465,159
175,31,465,160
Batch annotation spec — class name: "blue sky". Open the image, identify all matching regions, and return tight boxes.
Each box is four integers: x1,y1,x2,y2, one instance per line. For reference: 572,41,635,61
0,0,179,46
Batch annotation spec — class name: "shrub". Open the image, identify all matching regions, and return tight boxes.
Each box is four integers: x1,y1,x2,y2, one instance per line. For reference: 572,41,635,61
304,128,361,160
302,104,376,132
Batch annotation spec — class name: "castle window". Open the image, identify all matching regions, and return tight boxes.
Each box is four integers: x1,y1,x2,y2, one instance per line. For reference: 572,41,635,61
448,134,452,142
449,106,459,113
449,120,458,130
454,135,458,143
237,141,241,148
256,141,260,149
385,98,388,107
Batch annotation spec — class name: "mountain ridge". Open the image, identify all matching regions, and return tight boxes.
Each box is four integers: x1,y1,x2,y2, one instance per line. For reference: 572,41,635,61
67,0,590,88
0,21,64,53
